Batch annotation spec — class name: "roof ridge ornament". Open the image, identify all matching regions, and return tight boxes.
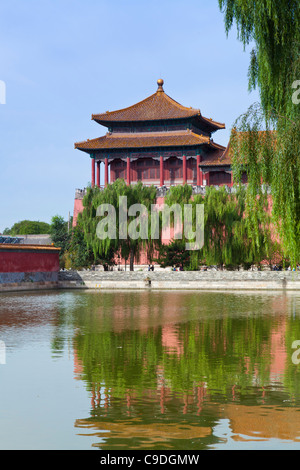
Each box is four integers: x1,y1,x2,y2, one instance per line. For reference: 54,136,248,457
157,78,164,92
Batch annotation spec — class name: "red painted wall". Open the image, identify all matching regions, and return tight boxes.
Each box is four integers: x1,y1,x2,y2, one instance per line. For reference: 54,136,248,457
0,247,60,273
73,198,84,227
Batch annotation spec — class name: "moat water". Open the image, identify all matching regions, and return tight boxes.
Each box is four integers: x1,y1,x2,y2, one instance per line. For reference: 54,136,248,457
0,289,300,450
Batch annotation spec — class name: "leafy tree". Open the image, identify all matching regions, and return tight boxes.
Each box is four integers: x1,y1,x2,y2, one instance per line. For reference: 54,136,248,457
78,180,157,271
161,184,204,269
67,225,115,270
4,220,50,235
219,0,300,116
164,183,193,207
218,0,300,265
201,185,269,269
160,184,272,269
66,225,96,269
49,215,71,265
155,240,191,269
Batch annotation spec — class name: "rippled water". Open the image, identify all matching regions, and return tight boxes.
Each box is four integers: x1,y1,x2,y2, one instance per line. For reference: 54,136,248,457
0,289,300,450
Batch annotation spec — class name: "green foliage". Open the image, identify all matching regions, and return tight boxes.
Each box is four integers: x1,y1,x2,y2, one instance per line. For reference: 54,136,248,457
219,0,300,265
164,183,193,208
4,219,50,235
159,184,272,269
155,240,191,269
78,180,157,271
67,225,100,270
203,185,269,268
76,180,281,270
50,216,107,270
219,0,300,116
49,215,71,265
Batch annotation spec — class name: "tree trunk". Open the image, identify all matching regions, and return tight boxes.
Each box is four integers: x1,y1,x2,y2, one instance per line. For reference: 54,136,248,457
130,247,134,271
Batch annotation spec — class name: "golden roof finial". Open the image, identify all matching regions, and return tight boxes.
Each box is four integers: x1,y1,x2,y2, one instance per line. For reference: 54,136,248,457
157,78,164,92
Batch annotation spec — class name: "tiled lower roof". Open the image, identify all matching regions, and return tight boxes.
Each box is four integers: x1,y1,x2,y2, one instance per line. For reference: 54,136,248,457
199,143,231,167
75,131,225,152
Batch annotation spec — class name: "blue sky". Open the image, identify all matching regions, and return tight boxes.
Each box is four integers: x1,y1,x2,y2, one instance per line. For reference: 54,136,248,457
0,0,259,232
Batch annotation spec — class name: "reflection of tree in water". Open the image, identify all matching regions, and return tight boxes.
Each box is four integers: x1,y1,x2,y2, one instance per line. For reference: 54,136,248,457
72,292,291,392
55,290,300,449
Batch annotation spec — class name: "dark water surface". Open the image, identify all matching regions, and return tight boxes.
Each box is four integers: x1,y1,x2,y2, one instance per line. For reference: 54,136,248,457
0,289,300,450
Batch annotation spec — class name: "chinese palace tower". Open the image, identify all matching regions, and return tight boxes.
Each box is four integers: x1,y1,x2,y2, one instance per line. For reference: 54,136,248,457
74,79,232,192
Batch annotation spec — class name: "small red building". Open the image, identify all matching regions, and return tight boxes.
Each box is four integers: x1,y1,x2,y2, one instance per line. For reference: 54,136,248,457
75,79,232,188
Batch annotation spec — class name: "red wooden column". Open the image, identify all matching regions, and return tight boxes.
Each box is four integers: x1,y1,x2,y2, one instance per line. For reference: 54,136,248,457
91,156,95,188
127,157,131,185
199,166,203,185
160,156,164,186
196,154,201,186
183,154,187,184
96,161,100,188
206,171,210,186
104,157,109,187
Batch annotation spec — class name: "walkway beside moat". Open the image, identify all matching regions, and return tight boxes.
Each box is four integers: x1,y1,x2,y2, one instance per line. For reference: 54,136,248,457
58,269,300,291
1,268,299,293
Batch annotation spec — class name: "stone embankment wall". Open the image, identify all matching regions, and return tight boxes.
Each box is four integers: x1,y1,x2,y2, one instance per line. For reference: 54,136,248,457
58,269,300,291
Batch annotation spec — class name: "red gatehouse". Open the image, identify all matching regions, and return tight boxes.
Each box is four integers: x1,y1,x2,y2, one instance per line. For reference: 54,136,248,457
74,79,232,189
73,79,234,228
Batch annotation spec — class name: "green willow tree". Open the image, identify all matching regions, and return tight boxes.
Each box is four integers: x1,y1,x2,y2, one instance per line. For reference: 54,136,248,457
66,225,102,269
78,179,157,271
200,185,268,268
163,184,203,269
160,184,271,269
218,0,300,264
164,183,193,208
